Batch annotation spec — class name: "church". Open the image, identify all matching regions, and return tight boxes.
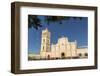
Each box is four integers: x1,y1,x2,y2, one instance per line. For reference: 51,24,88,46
40,28,88,59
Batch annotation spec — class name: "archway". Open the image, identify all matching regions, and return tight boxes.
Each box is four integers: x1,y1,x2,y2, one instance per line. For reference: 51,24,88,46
79,53,82,57
84,53,88,57
61,52,65,59
47,55,50,59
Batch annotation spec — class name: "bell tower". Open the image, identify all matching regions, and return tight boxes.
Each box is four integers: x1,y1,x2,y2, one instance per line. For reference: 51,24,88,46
40,28,51,58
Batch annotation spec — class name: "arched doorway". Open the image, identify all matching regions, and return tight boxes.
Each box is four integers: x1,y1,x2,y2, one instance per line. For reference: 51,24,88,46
61,52,65,59
84,53,88,57
79,53,82,57
47,55,50,59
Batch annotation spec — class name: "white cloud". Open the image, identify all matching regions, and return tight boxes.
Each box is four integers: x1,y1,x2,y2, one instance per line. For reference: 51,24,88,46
79,45,88,48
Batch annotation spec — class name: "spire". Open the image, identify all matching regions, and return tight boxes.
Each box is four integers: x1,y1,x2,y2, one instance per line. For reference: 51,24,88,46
45,28,48,31
75,40,77,44
44,28,49,33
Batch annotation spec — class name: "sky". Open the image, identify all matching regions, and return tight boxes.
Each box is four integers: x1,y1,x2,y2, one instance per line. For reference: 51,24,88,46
28,15,88,54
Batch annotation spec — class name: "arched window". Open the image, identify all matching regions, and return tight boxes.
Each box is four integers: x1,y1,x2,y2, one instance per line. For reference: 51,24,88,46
61,52,65,59
79,53,82,57
43,46,44,50
47,55,50,59
48,39,49,43
84,53,88,56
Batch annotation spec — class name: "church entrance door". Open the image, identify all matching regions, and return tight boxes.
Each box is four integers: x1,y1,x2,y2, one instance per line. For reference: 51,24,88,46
61,52,65,59
47,55,50,59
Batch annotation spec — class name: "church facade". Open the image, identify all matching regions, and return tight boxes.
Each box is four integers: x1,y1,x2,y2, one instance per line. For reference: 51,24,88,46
40,28,88,59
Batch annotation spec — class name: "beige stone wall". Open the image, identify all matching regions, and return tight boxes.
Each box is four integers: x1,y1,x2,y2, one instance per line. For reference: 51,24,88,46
77,48,88,58
66,43,71,57
70,42,77,57
40,52,46,58
51,44,56,58
55,44,60,58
